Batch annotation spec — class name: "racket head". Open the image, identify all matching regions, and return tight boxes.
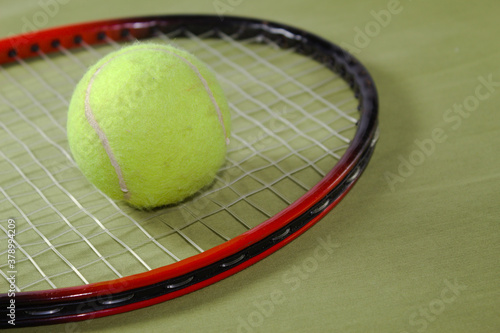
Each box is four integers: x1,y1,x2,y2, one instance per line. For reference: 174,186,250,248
0,15,378,327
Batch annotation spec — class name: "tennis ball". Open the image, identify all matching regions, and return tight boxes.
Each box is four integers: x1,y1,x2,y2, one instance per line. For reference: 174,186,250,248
67,43,231,209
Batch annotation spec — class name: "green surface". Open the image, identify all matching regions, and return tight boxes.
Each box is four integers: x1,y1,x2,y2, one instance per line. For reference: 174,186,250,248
1,0,499,332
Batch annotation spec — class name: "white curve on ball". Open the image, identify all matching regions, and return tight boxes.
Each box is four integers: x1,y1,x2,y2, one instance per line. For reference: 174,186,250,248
84,46,229,201
146,48,231,146
85,62,131,200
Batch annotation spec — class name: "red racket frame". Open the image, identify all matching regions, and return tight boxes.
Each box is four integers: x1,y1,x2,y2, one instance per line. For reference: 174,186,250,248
0,15,378,327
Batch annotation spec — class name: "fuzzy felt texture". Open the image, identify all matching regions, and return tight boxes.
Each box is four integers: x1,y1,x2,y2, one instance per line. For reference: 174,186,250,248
67,43,231,209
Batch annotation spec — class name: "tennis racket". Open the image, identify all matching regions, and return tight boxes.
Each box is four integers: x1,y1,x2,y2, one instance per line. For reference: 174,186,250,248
0,15,378,328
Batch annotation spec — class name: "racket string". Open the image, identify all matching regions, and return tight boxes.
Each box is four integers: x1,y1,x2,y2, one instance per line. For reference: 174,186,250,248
187,31,350,156
0,27,360,291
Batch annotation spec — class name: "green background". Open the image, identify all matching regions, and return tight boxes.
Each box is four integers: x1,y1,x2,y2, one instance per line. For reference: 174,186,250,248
1,0,499,332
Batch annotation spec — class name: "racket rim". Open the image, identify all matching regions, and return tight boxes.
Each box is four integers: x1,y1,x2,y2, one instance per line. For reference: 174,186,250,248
0,13,378,327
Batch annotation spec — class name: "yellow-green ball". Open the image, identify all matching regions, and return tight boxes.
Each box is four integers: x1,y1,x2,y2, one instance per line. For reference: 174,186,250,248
67,43,231,209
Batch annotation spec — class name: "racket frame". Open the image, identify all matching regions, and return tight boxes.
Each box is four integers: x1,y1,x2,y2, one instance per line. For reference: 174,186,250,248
0,15,378,327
